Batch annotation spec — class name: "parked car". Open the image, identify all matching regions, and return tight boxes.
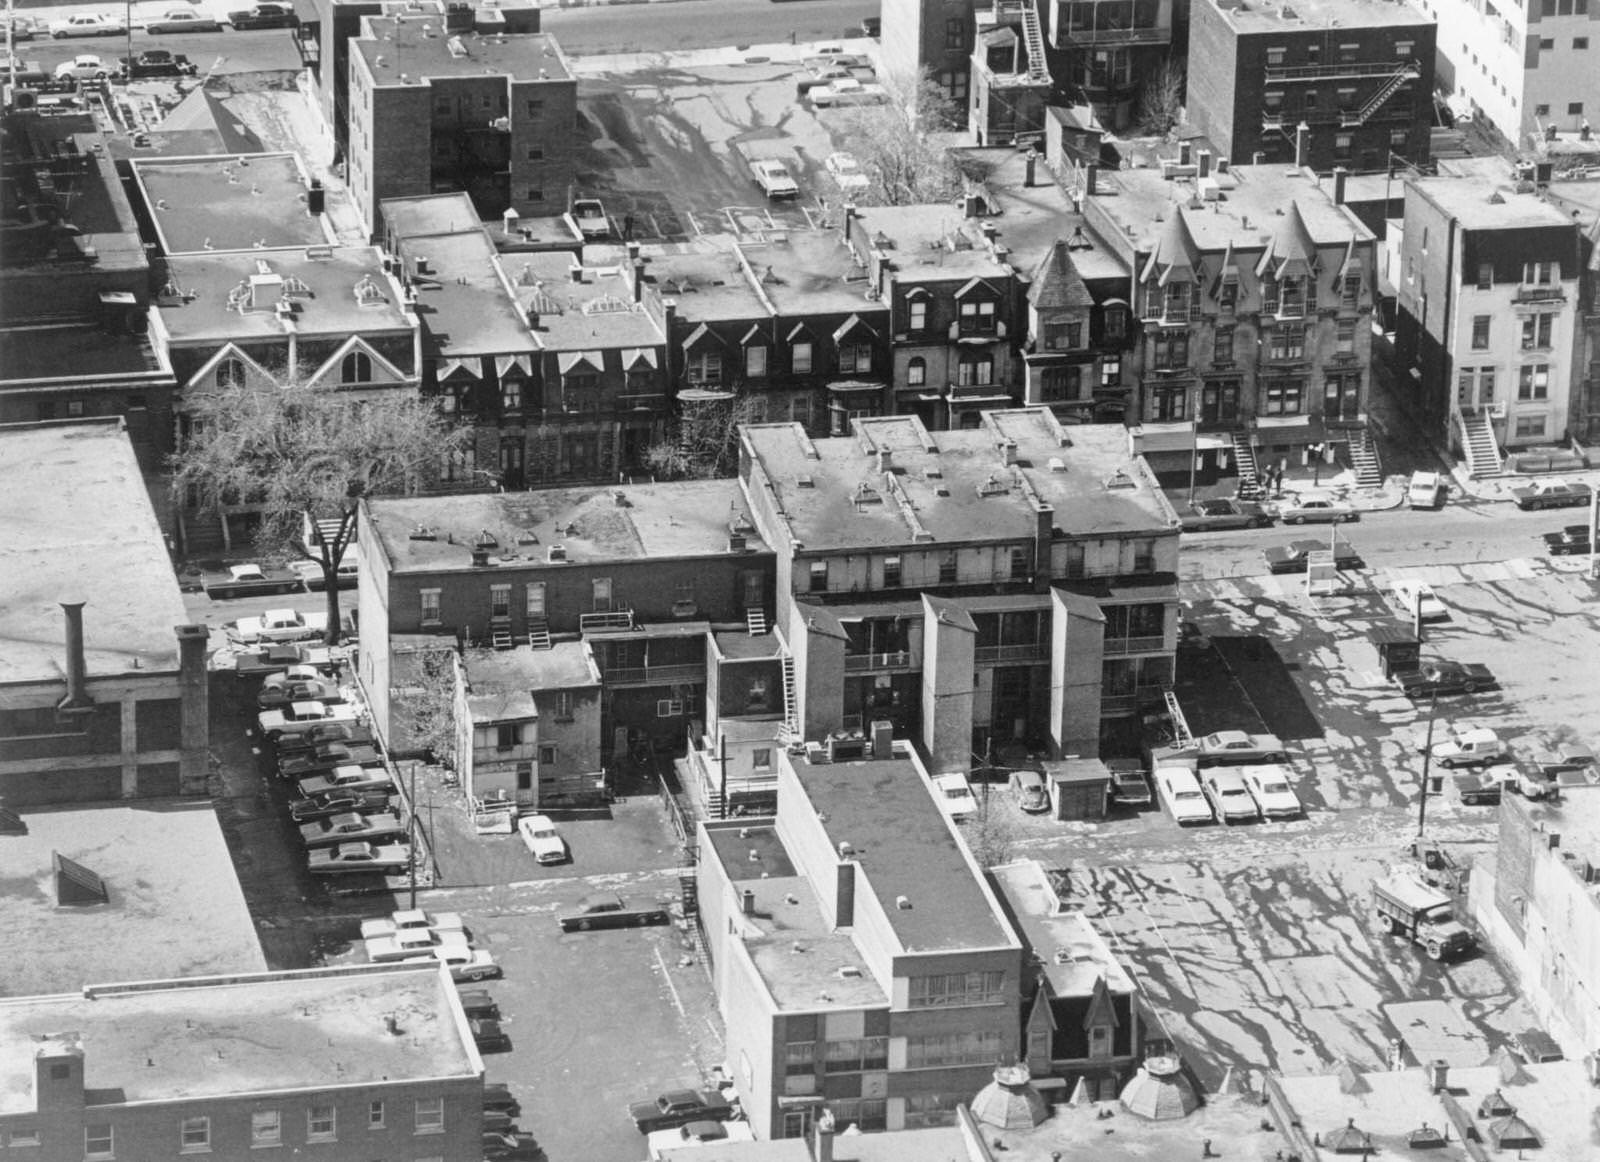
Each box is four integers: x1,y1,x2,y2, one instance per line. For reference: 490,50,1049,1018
458,989,500,1020
273,722,372,753
931,772,979,819
471,1018,512,1054
823,150,871,194
228,3,299,29
1453,770,1503,806
6,14,38,40
295,764,393,798
1201,769,1260,823
257,678,341,709
1277,496,1358,525
145,9,222,34
516,814,569,864
1239,765,1302,819
290,555,359,591
482,1081,519,1114
300,811,404,847
1009,769,1050,813
558,893,670,932
365,928,469,963
1392,579,1448,623
51,13,127,38
1394,660,1496,699
234,644,339,679
119,48,197,78
1181,497,1273,532
54,54,112,81
361,908,466,941
1106,758,1152,806
1543,525,1591,556
647,1120,754,1158
1514,1028,1564,1064
1263,539,1364,574
1406,470,1446,510
628,1090,735,1134
1531,739,1596,777
570,197,609,239
482,1130,538,1160
1512,479,1592,511
1426,726,1509,768
233,608,328,644
1154,765,1213,825
403,945,500,982
750,158,800,199
204,562,305,598
809,78,889,107
288,791,393,822
277,742,381,778
307,842,411,875
1194,730,1287,765
257,699,359,739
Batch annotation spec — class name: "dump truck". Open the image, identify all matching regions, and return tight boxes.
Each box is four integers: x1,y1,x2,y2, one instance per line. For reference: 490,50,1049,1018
1372,869,1476,961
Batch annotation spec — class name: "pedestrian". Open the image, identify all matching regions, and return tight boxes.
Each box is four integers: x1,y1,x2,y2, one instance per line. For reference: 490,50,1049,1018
622,212,635,241
789,29,797,45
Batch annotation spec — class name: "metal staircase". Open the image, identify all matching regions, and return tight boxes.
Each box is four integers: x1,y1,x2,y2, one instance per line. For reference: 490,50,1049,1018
1349,429,1384,489
1021,0,1051,82
527,617,551,650
1457,410,1503,478
1230,431,1260,489
746,608,768,636
1341,62,1420,127
778,651,801,748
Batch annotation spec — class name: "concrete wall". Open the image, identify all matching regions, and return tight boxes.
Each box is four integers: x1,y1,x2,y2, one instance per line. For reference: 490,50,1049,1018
1050,589,1105,757
920,598,976,775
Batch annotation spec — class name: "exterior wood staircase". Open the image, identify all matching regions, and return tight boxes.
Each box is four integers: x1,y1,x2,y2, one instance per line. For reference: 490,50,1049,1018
1457,410,1503,478
746,608,768,636
1021,0,1052,82
1230,431,1260,489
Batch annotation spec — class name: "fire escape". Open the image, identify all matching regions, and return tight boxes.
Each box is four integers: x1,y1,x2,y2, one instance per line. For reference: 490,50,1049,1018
1341,61,1421,127
1261,59,1421,142
1021,0,1052,83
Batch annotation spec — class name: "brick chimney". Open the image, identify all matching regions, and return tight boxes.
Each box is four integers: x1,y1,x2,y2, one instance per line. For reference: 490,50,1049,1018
176,623,211,793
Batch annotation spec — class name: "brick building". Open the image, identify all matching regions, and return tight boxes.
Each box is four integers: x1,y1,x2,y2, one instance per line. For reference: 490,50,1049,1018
1047,0,1177,132
880,0,978,113
347,13,577,231
0,963,484,1162
696,740,1025,1139
0,420,209,804
1186,0,1434,173
969,2,1052,146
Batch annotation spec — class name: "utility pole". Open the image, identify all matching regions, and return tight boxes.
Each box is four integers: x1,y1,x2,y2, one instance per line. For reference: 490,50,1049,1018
1417,688,1439,840
1187,411,1200,505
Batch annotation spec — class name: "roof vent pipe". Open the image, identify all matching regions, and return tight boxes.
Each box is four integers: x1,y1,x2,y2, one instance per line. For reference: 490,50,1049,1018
58,602,95,714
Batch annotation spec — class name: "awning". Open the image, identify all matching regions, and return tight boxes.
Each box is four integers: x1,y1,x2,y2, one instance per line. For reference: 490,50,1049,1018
556,350,603,373
495,354,532,377
1254,415,1324,442
949,393,1011,406
1133,425,1230,454
619,348,657,368
826,380,882,394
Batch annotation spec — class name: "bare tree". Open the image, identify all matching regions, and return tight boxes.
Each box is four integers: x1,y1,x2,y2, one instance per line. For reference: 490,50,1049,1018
170,379,472,643
645,393,762,480
966,799,1017,868
1136,60,1186,138
391,644,460,764
841,69,965,207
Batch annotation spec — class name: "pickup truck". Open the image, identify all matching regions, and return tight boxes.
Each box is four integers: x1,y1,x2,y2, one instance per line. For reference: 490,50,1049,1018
233,608,329,644
1511,479,1593,511
1372,869,1476,960
808,78,890,107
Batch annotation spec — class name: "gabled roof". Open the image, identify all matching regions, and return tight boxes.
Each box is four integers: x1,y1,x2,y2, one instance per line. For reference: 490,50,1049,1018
1141,211,1200,284
1029,241,1095,310
1081,974,1119,1031
1255,202,1319,279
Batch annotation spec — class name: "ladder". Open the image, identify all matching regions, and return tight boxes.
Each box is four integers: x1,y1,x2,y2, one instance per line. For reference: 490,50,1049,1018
746,608,768,636
1021,0,1052,83
779,651,801,746
1164,689,1193,747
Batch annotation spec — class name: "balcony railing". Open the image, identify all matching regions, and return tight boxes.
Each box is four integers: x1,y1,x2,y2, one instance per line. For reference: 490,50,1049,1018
1103,635,1167,657
1066,24,1170,45
1516,285,1566,303
843,651,916,672
975,642,1049,664
601,662,706,687
1263,60,1417,82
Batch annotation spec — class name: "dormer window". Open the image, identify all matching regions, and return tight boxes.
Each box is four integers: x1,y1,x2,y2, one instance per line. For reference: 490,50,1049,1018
958,299,997,334
907,293,928,332
1103,304,1128,340
341,351,373,384
216,356,247,389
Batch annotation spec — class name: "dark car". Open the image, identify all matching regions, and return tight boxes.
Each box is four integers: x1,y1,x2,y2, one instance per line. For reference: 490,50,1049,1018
228,2,298,29
1543,525,1591,556
627,1089,734,1134
273,721,372,753
1106,758,1152,806
1181,497,1273,532
1512,479,1593,511
558,893,670,932
1263,539,1364,575
277,742,381,778
457,988,499,1020
118,49,196,78
1453,771,1503,806
471,1018,512,1054
1514,1028,1564,1063
288,791,394,822
481,1131,538,1160
482,1082,519,1115
1394,660,1497,698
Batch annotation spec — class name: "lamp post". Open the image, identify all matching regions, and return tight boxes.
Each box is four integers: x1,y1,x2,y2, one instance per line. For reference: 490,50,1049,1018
1187,409,1200,504
1308,441,1327,487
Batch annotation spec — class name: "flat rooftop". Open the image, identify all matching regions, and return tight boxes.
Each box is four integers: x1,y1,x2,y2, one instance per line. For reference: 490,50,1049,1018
742,409,1174,552
658,1126,968,1161
0,421,190,685
851,206,1014,283
390,219,536,358
1204,0,1431,33
794,751,1016,953
157,247,413,343
355,21,572,84
464,640,599,696
0,964,475,1115
508,252,665,351
1091,164,1373,255
382,192,484,241
1506,784,1600,868
0,801,264,999
131,154,334,255
366,480,770,573
752,230,880,317
969,148,1129,282
984,1091,1291,1161
990,861,1135,997
0,325,169,385
1413,166,1577,233
647,236,772,322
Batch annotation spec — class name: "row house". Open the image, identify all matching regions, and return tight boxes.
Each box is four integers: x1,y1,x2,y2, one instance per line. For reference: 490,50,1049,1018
1080,160,1379,489
1393,158,1583,474
738,408,1181,769
847,205,1023,431
1019,237,1136,425
1542,167,1600,444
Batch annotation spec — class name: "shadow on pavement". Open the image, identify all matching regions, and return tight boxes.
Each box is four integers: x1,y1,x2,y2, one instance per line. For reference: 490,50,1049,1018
1209,635,1326,743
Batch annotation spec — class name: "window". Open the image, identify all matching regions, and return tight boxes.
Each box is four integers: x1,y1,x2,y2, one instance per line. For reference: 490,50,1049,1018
1481,367,1497,402
525,188,544,202
839,344,872,374
420,589,441,625
939,552,957,583
1570,102,1585,115
1153,330,1188,368
907,296,928,331
830,1099,887,1132
180,1117,211,1152
251,1111,281,1146
496,723,520,752
7,1128,40,1147
958,299,997,333
1101,356,1121,386
1304,89,1319,110
500,377,523,411
1395,39,1414,57
307,1107,335,1142
824,1037,888,1073
1214,327,1234,364
66,400,86,418
784,1041,815,1076
904,1092,963,1128
745,345,768,378
1334,132,1353,157
908,971,1007,1007
1039,365,1082,402
216,356,247,388
1269,326,1305,361
1009,547,1027,580
1104,305,1127,340
654,697,682,718
1519,364,1550,400
753,747,774,771
1540,36,1555,49
525,99,544,115
338,350,373,384
883,554,901,587
905,1031,1006,1068
414,1098,444,1135
687,349,723,384
1264,380,1304,415
957,356,994,386
945,15,965,49
1476,263,1493,291
1522,313,1554,350
85,1125,113,1159
1524,261,1557,284
362,1101,383,1130
809,560,828,592
539,742,558,763
792,341,813,374
1043,320,1081,350
906,356,926,386
1577,37,1590,49
1536,103,1551,116
1266,46,1285,66
1516,414,1548,437
1149,385,1187,422
1471,316,1491,349
490,583,511,619
525,145,544,160
1218,280,1238,312
1336,319,1356,354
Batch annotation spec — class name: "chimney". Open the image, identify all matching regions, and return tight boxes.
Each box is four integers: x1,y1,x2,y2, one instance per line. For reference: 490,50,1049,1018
1197,149,1211,178
1000,438,1018,466
1085,162,1098,196
632,259,645,304
1428,1060,1449,1093
626,240,642,262
876,447,892,473
813,1116,835,1162
470,546,492,567
741,888,756,915
1179,140,1192,166
835,858,855,927
1332,165,1348,206
569,263,583,284
1217,157,1230,173
58,602,94,714
1294,123,1310,168
307,178,324,216
175,624,210,793
1024,149,1037,187
841,203,857,245
871,718,893,757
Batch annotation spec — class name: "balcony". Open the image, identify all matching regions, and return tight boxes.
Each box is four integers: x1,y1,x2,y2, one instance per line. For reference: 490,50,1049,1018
1263,60,1418,83
949,320,1007,343
1516,285,1566,304
1065,23,1170,45
1103,635,1167,657
843,651,917,672
600,662,707,688
975,642,1049,664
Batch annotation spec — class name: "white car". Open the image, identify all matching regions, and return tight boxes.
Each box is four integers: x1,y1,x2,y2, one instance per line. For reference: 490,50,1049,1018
51,13,126,37
365,928,470,964
257,699,360,738
750,158,800,199
517,814,569,865
55,54,112,80
402,945,500,982
1407,470,1445,510
234,608,329,644
1278,497,1358,525
1154,765,1212,825
1392,579,1448,623
1201,769,1260,824
360,908,466,941
646,1120,755,1159
809,78,890,107
1239,765,1302,819
932,772,979,819
145,8,221,33
823,151,870,194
